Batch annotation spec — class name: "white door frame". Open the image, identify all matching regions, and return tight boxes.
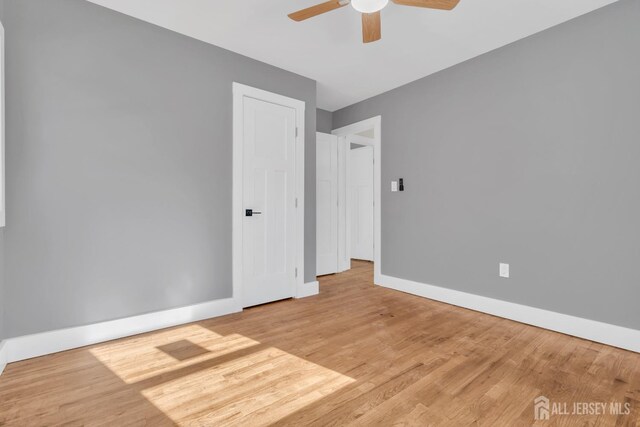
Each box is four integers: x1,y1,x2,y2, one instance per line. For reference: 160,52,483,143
232,83,306,306
332,116,382,284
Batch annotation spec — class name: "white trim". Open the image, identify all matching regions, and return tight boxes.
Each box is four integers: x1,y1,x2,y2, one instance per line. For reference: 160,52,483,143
0,341,7,375
380,274,640,354
349,134,375,146
333,117,382,283
2,297,241,364
232,83,305,308
296,281,320,299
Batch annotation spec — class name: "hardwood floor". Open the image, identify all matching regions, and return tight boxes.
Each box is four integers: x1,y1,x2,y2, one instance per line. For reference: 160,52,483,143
1,260,639,426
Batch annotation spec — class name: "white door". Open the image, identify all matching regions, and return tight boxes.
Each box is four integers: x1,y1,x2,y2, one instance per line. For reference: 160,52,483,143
242,96,297,307
350,146,374,261
316,132,338,276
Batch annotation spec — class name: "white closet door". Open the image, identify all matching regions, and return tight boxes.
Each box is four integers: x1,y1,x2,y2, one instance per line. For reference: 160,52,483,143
316,132,339,276
350,146,374,261
242,97,297,307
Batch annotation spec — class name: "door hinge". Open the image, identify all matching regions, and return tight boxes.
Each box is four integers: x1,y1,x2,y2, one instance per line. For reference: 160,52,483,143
295,268,298,278
295,197,298,208
295,127,299,138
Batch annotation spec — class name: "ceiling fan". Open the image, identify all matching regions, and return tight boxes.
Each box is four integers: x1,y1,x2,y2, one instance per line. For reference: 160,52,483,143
288,0,460,43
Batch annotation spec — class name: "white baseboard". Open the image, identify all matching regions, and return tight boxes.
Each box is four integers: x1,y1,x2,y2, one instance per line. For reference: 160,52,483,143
4,274,635,374
3,297,242,364
378,274,640,354
296,281,319,299
0,341,7,375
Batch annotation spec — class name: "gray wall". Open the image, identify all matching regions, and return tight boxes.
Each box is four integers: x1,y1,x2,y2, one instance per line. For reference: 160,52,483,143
0,2,5,343
316,109,333,133
334,0,640,330
1,0,316,338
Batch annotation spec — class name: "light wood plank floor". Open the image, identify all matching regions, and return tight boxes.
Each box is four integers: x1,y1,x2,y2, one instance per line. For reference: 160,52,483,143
1,260,639,426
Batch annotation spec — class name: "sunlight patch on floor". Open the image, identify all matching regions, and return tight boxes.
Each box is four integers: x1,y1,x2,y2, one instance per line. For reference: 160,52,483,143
91,325,258,383
90,324,355,425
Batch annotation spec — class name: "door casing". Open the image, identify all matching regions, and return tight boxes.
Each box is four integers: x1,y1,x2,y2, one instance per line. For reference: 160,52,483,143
333,116,382,284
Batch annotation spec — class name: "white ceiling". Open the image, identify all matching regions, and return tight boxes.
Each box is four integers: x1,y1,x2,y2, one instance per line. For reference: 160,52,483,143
88,0,618,111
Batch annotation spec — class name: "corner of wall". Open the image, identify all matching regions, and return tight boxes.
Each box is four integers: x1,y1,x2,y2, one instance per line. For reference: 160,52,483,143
316,109,334,134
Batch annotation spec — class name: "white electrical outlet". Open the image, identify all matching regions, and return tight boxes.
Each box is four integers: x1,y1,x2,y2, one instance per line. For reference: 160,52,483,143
499,263,510,278
391,181,398,192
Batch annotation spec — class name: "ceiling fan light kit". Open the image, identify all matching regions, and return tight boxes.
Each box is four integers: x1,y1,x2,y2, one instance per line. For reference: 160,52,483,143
351,0,388,13
288,0,460,43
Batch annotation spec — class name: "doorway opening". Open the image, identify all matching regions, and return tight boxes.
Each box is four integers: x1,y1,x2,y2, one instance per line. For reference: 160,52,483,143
315,116,381,283
349,138,374,263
